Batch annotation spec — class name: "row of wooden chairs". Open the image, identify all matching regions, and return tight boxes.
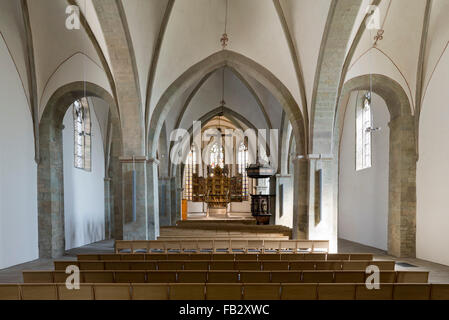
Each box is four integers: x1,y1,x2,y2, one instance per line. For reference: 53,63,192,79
2,283,447,300
85,252,356,262
23,270,428,284
115,239,329,254
78,253,372,261
158,233,289,238
55,260,395,271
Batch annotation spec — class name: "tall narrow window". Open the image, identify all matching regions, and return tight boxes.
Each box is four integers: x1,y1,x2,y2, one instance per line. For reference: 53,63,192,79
73,97,91,171
356,92,372,170
237,142,249,200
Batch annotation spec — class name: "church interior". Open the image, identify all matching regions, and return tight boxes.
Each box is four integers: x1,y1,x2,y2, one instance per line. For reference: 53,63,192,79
1,0,449,304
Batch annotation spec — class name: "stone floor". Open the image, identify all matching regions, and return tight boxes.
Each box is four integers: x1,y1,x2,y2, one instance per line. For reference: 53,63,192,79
1,238,448,284
339,238,449,283
0,240,114,283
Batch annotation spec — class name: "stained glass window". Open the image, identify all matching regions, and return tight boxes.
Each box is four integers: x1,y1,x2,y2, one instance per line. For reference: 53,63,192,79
73,97,91,171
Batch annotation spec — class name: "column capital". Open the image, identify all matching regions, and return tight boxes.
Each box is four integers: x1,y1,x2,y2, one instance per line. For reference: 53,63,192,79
119,155,147,163
147,157,160,165
276,174,292,178
291,154,334,162
118,156,160,165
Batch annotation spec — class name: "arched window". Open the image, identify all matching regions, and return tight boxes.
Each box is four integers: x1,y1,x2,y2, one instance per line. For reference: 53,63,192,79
210,143,224,168
73,97,91,171
356,92,372,171
238,142,249,199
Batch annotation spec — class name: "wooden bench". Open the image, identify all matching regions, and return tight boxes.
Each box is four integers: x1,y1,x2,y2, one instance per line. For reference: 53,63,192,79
54,259,395,271
22,270,428,284
77,252,369,261
2,283,447,300
114,239,329,254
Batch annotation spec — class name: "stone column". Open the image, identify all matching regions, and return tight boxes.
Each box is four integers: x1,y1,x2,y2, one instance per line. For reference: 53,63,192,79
388,115,416,257
147,158,160,239
38,118,65,259
291,156,310,240
120,156,160,240
310,157,338,253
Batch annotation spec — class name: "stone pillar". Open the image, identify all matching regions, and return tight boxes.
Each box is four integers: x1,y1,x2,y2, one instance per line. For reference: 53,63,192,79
388,115,416,257
120,156,160,240
310,158,338,253
291,157,310,240
158,177,172,226
38,117,65,259
147,158,160,239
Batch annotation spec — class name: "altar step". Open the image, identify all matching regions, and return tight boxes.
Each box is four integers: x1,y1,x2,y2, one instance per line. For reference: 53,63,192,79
160,221,292,238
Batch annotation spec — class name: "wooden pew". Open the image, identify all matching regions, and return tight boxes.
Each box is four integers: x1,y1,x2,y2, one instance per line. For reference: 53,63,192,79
1,283,447,300
0,284,21,300
22,270,428,284
55,259,395,272
76,251,371,262
114,239,329,254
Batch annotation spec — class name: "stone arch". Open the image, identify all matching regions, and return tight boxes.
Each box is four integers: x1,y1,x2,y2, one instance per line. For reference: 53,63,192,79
38,81,122,258
170,107,261,222
148,50,309,239
170,106,264,179
335,74,416,257
148,50,306,158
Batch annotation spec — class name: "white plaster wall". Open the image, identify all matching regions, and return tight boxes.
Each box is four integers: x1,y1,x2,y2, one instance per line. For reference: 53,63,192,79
417,47,449,266
39,54,112,119
338,92,389,250
0,37,38,269
0,1,30,103
347,0,426,116
62,103,105,250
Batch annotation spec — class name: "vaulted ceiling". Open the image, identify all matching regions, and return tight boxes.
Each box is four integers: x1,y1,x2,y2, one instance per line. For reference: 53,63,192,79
1,0,447,156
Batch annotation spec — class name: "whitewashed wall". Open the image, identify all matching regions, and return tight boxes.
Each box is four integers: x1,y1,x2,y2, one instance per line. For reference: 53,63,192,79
417,46,449,266
338,92,390,250
0,37,38,269
62,101,106,250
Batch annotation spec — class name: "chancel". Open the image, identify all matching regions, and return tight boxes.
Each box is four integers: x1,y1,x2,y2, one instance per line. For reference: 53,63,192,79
1,0,449,305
